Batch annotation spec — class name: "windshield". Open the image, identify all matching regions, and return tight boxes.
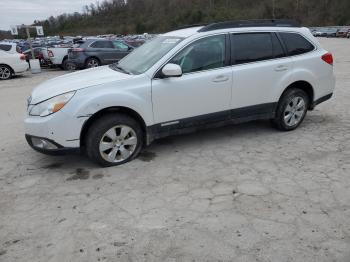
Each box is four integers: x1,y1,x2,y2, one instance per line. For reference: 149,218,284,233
117,36,184,75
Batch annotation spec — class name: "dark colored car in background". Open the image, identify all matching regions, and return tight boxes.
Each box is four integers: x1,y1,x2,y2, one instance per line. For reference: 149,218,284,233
325,28,339,37
67,39,134,69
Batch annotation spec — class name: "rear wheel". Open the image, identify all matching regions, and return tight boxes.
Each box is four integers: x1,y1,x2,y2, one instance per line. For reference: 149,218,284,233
0,65,12,80
272,88,309,131
86,114,143,167
62,59,76,71
85,57,100,68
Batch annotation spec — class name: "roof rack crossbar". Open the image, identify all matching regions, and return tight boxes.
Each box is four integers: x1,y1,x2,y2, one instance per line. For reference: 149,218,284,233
198,19,301,32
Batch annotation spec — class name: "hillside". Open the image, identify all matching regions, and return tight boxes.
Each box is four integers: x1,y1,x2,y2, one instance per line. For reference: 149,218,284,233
32,0,350,35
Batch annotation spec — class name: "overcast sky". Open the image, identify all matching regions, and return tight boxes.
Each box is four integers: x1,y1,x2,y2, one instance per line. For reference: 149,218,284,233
0,0,94,30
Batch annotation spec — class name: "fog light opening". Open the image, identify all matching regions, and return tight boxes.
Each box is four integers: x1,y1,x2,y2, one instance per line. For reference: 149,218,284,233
31,137,58,150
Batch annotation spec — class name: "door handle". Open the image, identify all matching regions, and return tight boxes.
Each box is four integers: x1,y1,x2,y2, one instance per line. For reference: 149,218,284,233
274,65,288,72
213,75,229,83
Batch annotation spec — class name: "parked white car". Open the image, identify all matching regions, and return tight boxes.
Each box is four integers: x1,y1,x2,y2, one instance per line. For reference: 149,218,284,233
24,20,335,166
47,47,71,70
0,50,29,80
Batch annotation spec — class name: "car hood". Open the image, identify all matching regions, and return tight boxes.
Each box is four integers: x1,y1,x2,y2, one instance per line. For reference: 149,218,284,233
30,66,134,104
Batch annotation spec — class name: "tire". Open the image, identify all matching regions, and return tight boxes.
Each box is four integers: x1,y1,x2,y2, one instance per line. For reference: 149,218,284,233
85,57,100,68
85,113,143,167
272,88,309,131
0,65,13,80
62,59,76,71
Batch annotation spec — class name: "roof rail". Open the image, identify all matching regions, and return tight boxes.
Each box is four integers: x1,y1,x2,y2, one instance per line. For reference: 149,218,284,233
198,19,301,32
176,23,209,30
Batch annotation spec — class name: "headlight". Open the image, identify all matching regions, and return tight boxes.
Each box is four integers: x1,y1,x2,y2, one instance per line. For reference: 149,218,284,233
29,91,75,117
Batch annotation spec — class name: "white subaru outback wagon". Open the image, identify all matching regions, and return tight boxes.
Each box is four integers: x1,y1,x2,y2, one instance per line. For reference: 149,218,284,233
25,20,335,166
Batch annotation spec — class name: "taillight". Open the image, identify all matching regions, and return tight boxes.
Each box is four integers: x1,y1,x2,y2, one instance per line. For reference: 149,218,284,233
20,54,26,60
48,50,54,57
321,52,333,65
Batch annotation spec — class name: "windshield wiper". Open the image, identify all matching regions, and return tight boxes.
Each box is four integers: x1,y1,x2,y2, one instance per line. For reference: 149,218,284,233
110,63,131,74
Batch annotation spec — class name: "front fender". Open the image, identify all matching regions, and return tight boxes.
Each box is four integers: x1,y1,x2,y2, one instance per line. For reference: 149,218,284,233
61,78,154,126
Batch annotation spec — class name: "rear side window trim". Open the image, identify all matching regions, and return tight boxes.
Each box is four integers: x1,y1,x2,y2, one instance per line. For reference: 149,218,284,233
274,32,288,55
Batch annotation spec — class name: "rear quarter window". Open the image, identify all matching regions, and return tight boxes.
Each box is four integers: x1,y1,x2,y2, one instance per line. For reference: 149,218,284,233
279,33,314,56
0,44,12,52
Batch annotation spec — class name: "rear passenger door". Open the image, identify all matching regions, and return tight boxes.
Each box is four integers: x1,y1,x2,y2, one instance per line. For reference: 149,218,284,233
230,32,293,114
89,40,116,64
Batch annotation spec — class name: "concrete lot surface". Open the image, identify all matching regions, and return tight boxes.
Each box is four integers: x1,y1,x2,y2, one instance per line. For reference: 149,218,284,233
0,38,350,262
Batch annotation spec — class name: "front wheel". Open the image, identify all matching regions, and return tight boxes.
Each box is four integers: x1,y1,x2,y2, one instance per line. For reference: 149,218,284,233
86,114,143,167
272,88,309,131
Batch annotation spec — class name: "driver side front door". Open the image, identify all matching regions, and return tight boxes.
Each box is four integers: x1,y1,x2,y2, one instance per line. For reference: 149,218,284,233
151,34,232,130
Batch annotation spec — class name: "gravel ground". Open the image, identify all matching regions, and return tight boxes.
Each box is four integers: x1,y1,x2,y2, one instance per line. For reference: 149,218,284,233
0,38,350,262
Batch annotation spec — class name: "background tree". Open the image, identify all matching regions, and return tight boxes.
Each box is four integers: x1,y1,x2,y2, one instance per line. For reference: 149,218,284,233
20,0,350,37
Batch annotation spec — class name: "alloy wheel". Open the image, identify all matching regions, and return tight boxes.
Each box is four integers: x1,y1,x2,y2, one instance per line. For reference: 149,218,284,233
0,66,11,80
66,62,76,71
99,125,138,163
283,96,306,127
87,59,99,68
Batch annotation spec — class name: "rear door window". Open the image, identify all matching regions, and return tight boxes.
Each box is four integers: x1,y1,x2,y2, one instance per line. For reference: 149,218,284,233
90,41,114,48
279,33,314,56
232,33,274,65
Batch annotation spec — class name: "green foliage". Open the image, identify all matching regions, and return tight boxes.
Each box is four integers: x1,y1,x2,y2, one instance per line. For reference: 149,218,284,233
0,30,12,40
32,0,350,36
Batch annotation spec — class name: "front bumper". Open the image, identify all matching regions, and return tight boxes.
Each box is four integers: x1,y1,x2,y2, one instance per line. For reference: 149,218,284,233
25,134,79,155
24,108,87,150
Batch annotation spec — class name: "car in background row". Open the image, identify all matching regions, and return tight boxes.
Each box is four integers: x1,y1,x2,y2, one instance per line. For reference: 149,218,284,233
311,27,350,38
23,47,51,66
67,39,134,69
312,29,328,37
325,28,339,37
47,47,71,70
337,28,350,37
0,50,28,80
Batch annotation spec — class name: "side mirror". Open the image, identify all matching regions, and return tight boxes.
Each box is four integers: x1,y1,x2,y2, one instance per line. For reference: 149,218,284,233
162,63,182,78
